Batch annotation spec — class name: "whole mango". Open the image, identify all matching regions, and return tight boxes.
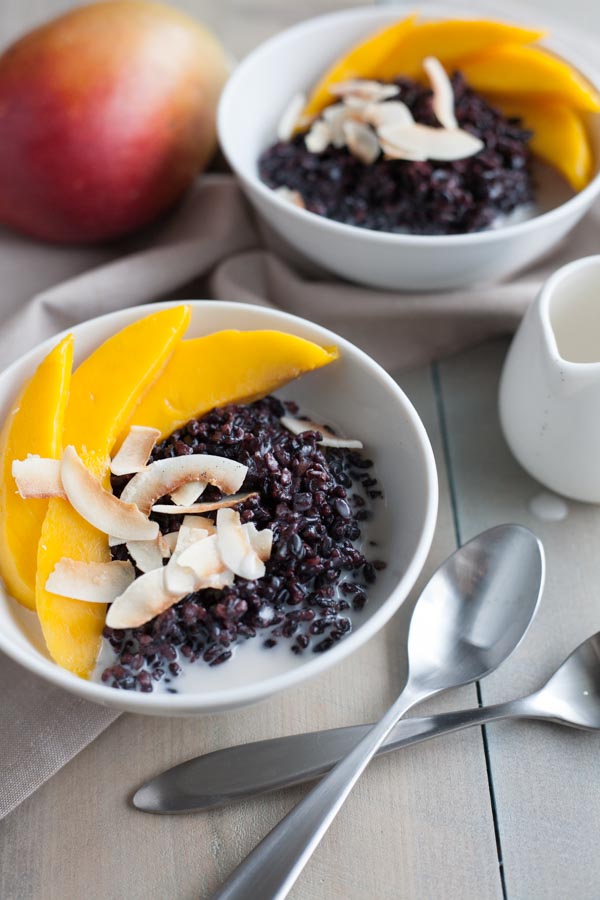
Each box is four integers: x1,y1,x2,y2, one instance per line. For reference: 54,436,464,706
0,0,229,242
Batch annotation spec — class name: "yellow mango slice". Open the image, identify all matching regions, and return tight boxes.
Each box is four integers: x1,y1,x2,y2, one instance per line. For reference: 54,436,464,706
36,305,191,678
493,97,593,191
460,44,600,112
0,335,73,610
303,14,417,118
122,330,339,440
62,306,190,477
377,19,546,81
304,16,543,117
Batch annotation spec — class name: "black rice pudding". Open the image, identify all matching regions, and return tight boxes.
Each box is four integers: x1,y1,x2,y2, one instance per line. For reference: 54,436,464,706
259,73,534,235
101,396,385,692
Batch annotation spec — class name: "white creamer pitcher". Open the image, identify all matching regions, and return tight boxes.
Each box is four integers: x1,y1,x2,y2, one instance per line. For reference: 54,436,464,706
499,255,600,503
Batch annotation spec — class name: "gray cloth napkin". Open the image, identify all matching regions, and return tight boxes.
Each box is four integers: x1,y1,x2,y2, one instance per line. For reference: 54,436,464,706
1,167,599,820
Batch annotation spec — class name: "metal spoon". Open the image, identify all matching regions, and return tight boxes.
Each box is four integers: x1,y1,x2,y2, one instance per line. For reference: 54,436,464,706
137,631,600,814
206,524,543,900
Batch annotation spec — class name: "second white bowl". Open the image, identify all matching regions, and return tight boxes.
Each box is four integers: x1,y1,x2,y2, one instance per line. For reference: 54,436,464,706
218,5,600,291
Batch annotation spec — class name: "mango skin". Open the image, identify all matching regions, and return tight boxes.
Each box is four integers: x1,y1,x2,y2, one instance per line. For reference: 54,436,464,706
0,1,229,243
122,330,339,440
0,335,73,610
36,305,191,678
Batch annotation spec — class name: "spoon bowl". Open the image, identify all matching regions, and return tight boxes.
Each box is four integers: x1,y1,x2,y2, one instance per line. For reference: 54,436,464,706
407,524,545,693
532,633,600,730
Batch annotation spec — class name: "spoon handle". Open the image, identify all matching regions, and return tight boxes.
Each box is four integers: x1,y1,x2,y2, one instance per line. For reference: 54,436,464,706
212,685,425,900
136,698,526,815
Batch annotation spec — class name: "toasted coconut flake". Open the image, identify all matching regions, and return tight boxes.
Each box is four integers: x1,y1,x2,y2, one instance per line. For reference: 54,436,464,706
120,455,247,516
343,96,371,111
277,92,306,141
423,56,457,131
342,120,380,165
12,456,65,499
330,79,399,103
364,101,414,130
110,426,160,477
105,567,182,629
305,120,332,154
280,416,363,449
152,491,258,516
112,534,173,555
167,535,234,592
173,519,213,551
275,186,306,209
162,531,180,552
244,522,273,562
126,537,168,573
179,534,234,591
157,533,172,557
46,558,135,604
177,533,228,580
321,99,403,146
216,508,265,581
379,136,427,162
61,446,159,541
170,480,207,506
323,103,354,147
378,123,483,161
165,542,228,595
181,514,216,536
164,519,214,594
201,570,235,590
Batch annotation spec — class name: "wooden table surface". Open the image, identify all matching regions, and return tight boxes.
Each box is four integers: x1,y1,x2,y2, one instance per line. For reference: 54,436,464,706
2,3,600,899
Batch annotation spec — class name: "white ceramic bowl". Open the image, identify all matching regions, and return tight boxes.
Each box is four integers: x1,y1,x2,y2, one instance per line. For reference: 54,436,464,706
0,301,437,715
218,5,600,291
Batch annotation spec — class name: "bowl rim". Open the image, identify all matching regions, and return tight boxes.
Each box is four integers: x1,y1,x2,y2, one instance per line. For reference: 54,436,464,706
0,299,438,714
538,253,600,370
218,3,600,248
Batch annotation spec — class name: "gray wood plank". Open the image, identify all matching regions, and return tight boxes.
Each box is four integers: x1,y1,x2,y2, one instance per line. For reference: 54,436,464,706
439,340,600,900
0,366,502,900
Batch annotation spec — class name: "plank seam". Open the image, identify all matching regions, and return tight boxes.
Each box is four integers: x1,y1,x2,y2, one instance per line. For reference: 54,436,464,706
431,361,508,900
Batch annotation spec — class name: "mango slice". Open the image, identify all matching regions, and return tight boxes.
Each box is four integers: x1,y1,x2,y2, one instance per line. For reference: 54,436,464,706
376,19,545,81
460,44,600,113
63,306,191,477
122,330,339,440
303,14,417,118
303,16,543,117
494,97,593,191
0,335,73,610
36,305,191,678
